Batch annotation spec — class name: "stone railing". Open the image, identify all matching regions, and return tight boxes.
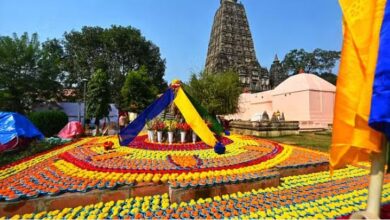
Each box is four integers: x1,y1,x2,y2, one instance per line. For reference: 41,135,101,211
229,120,299,137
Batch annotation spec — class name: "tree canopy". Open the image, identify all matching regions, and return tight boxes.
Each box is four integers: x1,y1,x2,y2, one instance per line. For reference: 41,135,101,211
86,69,111,128
0,26,167,113
63,25,167,105
0,33,64,113
281,48,340,85
186,70,242,115
120,66,158,113
282,48,340,75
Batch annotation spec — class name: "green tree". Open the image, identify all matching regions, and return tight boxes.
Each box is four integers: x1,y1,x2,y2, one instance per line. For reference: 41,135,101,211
0,33,64,113
0,33,40,113
318,72,337,85
86,69,111,134
63,25,167,105
35,39,64,102
282,48,340,75
186,70,242,115
120,66,158,113
281,48,340,85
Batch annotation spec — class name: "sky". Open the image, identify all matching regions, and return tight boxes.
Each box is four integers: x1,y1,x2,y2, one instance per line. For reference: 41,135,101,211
0,0,343,83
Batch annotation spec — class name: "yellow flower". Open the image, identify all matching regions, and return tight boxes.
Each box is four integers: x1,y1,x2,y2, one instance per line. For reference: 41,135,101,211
10,215,20,220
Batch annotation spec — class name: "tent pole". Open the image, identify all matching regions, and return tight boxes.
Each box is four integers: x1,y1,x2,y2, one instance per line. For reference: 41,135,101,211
351,138,387,219
366,142,386,216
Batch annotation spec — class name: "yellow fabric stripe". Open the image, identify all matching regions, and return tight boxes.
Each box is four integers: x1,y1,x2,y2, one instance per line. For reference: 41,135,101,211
173,87,217,147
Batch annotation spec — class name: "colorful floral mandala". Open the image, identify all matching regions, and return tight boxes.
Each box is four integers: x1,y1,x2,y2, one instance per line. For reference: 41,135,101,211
58,135,283,173
0,134,327,202
6,166,390,219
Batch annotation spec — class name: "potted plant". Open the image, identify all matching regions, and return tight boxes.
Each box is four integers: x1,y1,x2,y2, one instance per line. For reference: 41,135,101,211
177,122,191,143
146,119,154,142
166,120,177,144
153,119,166,143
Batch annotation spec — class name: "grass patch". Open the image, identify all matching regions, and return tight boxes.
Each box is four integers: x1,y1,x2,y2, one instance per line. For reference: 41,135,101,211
263,132,331,152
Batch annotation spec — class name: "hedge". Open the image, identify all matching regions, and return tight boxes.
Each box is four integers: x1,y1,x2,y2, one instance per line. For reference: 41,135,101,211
28,110,68,137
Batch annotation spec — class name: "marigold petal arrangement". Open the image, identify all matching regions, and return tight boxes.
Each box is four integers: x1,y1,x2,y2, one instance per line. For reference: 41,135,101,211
0,134,328,202
1,134,379,219
5,166,390,219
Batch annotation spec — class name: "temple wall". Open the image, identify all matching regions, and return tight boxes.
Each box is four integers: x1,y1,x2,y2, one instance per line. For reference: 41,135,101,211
225,74,336,130
273,91,310,121
226,90,335,130
308,91,335,122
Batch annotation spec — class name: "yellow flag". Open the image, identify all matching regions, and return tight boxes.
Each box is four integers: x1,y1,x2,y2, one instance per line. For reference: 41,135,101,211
174,87,217,147
330,0,386,169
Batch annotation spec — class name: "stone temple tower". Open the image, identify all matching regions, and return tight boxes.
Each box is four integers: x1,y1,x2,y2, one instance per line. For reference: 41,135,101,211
205,0,270,92
269,54,288,89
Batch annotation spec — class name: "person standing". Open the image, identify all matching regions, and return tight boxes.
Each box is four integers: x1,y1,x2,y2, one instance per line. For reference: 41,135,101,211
119,113,129,131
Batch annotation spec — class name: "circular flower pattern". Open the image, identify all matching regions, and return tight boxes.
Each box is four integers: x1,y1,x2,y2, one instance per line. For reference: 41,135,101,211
0,134,329,203
58,135,284,174
0,134,293,202
6,166,390,219
2,134,383,219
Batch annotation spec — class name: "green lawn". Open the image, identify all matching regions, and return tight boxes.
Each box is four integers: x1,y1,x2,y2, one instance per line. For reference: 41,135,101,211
263,132,331,152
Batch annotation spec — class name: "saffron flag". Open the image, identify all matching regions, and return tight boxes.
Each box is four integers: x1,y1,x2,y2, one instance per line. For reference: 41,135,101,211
369,0,390,138
330,0,386,169
174,87,218,147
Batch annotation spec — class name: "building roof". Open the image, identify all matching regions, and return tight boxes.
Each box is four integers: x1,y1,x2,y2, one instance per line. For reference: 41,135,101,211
273,73,336,95
241,90,273,103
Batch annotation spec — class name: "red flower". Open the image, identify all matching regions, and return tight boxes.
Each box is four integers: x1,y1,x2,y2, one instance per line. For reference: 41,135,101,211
177,122,191,132
152,120,166,131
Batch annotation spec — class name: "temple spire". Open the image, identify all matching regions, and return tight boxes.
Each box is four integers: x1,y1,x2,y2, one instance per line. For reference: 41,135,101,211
206,0,266,92
269,53,287,89
274,54,279,62
221,0,237,3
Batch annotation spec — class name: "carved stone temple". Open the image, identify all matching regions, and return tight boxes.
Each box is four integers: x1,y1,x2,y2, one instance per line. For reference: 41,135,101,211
269,54,288,89
205,0,287,92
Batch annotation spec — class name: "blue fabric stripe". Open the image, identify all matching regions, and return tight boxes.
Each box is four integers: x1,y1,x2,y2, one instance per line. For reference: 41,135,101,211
369,0,390,138
119,89,175,146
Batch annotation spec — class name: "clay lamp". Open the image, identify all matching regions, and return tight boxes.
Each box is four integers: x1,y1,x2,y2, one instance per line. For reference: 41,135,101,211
103,141,114,150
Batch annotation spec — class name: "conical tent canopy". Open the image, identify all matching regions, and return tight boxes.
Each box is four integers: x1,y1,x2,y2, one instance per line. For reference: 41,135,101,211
119,89,175,146
58,121,84,139
0,112,44,152
118,81,227,154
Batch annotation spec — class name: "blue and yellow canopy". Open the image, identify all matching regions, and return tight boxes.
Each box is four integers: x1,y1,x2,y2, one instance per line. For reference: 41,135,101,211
118,80,226,154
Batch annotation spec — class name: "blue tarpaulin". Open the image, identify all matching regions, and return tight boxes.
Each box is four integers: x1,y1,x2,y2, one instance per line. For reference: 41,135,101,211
0,112,44,145
119,89,175,146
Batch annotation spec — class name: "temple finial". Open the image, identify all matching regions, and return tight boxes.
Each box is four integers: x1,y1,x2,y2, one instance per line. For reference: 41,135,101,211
274,54,279,62
221,0,237,4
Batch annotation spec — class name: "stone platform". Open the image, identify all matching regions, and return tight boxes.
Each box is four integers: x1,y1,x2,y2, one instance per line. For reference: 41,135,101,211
229,120,300,137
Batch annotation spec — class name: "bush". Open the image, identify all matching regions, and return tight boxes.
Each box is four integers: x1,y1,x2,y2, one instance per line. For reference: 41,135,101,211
28,110,68,137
